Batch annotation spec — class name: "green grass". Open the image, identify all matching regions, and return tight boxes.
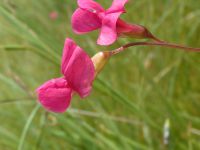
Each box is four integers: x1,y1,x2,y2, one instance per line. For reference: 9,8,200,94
0,0,200,149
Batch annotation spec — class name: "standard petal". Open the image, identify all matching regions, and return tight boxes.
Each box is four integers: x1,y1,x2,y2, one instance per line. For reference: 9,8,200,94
61,39,95,98
106,0,128,13
97,12,121,45
61,38,76,75
78,0,104,13
37,78,72,113
72,8,101,34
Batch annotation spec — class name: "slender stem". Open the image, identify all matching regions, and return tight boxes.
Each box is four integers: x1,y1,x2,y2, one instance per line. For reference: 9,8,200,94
144,28,165,43
110,41,200,56
18,104,40,150
150,35,164,43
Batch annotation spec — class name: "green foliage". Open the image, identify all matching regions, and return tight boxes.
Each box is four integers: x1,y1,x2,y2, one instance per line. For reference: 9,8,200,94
0,0,200,149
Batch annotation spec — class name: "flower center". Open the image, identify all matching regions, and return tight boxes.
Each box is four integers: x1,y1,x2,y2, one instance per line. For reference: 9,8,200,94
98,12,106,20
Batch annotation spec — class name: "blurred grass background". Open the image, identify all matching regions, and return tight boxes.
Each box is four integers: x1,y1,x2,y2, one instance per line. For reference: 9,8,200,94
0,0,200,149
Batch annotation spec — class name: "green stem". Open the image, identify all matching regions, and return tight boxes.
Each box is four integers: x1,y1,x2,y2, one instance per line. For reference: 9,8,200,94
18,105,40,150
110,41,200,56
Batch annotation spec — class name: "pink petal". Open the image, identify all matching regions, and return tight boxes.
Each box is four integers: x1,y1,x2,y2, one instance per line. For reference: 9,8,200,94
72,8,101,34
61,38,76,75
97,12,122,45
106,0,128,13
61,38,95,98
37,78,72,113
78,0,104,13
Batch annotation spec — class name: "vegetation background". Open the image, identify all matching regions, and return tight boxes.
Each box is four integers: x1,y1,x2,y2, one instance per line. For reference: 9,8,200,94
0,0,200,149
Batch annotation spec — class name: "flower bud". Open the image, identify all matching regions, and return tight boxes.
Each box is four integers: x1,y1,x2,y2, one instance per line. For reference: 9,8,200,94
91,51,110,76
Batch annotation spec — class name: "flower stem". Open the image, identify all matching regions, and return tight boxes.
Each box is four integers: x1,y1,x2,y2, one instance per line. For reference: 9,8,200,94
110,41,200,56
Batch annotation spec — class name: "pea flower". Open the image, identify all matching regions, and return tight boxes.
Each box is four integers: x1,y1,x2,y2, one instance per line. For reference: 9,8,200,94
72,0,161,46
36,38,109,113
36,38,200,113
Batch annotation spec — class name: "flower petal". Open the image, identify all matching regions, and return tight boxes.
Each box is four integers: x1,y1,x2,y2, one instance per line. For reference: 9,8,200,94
61,38,76,75
37,78,72,113
97,12,121,45
106,0,128,13
78,0,104,13
61,38,95,98
72,8,101,34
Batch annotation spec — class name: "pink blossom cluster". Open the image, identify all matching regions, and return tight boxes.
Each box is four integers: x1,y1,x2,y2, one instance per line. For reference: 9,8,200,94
37,0,200,113
38,0,134,113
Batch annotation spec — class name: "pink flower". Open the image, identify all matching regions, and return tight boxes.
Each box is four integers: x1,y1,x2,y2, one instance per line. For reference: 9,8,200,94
49,11,58,20
72,0,128,46
37,38,95,113
72,0,158,45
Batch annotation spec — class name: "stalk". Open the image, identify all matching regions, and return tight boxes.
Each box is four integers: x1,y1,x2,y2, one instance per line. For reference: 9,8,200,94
110,41,200,56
